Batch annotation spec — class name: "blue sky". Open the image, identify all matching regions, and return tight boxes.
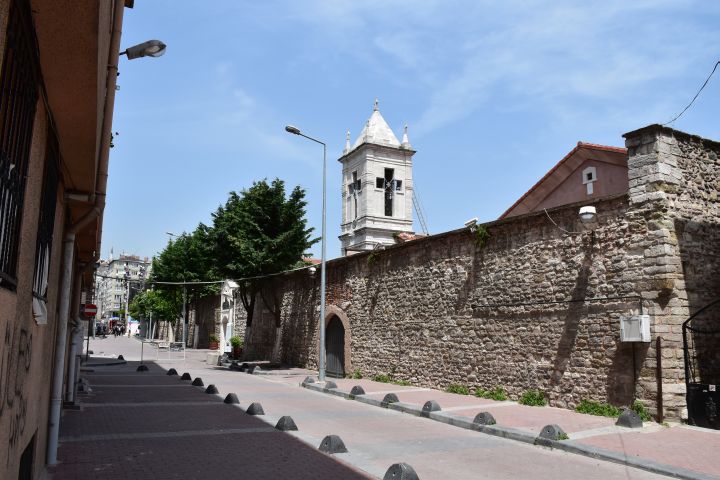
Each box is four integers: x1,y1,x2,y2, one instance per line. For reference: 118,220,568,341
105,0,720,261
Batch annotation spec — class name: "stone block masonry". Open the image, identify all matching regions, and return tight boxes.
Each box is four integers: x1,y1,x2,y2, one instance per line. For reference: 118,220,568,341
244,124,720,420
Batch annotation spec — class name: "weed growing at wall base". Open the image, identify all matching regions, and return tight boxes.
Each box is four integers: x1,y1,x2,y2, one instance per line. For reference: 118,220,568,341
575,399,621,417
346,369,362,379
373,374,391,383
446,384,470,395
519,389,547,406
475,387,507,401
632,400,652,422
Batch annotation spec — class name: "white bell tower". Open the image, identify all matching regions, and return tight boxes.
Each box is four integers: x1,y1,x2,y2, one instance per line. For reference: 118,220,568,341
338,100,415,255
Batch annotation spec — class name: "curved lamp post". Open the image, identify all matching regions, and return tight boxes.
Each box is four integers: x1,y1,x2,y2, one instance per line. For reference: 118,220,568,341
285,125,327,382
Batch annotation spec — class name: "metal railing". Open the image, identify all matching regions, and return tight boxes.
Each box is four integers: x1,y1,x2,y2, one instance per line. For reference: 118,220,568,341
32,133,59,300
0,0,40,291
682,298,720,429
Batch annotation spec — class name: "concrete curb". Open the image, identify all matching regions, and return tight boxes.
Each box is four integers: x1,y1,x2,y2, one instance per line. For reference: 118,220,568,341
300,383,715,480
82,359,127,367
388,402,423,416
354,395,383,408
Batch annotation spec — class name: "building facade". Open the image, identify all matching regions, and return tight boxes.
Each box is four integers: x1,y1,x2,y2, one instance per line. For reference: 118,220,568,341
501,142,629,219
0,0,130,477
338,101,416,255
95,254,151,321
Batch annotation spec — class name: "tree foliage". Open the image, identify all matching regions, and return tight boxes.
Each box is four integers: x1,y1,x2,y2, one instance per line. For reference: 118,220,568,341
211,179,317,325
145,178,317,327
211,179,316,279
129,289,177,322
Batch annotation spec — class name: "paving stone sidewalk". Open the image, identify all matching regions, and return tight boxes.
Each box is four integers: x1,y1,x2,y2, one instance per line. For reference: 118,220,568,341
51,360,372,480
316,377,720,479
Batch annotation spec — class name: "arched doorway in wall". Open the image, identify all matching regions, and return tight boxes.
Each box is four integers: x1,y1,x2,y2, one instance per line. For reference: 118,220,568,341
326,315,345,378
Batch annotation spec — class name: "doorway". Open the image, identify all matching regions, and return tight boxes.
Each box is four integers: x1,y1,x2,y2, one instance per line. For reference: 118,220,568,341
326,315,345,378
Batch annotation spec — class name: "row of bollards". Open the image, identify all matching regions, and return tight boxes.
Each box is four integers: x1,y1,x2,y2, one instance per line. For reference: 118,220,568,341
165,370,421,479
302,378,421,478
304,379,651,478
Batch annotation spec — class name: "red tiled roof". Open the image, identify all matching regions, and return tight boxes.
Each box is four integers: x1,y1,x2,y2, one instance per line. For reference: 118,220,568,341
394,232,425,243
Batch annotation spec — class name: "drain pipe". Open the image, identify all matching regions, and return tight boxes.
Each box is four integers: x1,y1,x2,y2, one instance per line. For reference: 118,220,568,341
65,269,85,405
47,215,97,465
656,336,664,423
47,0,125,465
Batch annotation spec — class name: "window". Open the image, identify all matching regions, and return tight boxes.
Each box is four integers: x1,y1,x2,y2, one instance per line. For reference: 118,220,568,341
32,132,60,301
384,168,394,216
350,172,359,219
348,171,362,195
376,177,384,189
582,166,597,195
0,0,40,291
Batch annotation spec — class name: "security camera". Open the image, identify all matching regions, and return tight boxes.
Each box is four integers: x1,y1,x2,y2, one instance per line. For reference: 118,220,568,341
464,217,478,231
308,266,317,275
579,206,597,223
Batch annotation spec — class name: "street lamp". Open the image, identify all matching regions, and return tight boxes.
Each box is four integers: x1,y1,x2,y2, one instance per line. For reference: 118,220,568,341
121,39,167,60
285,124,327,382
166,231,188,347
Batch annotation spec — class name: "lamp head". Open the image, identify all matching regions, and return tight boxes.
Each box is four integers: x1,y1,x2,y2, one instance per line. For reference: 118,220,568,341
579,206,597,223
123,40,166,60
308,266,317,275
285,125,301,135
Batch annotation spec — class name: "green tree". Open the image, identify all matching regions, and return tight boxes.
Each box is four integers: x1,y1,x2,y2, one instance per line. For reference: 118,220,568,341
149,223,219,319
211,179,317,326
129,289,177,322
151,224,217,285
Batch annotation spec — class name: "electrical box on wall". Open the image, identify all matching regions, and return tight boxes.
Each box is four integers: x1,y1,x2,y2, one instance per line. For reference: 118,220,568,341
620,314,651,342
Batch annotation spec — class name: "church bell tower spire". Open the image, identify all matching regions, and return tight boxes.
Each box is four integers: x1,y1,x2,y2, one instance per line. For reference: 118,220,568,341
338,100,416,255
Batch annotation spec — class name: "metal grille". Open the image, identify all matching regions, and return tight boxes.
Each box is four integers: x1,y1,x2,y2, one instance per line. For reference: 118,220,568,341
0,0,40,291
683,299,720,429
32,133,59,300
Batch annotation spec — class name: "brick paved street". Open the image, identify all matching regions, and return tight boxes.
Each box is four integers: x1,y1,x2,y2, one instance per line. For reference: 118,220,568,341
47,336,695,479
52,351,372,479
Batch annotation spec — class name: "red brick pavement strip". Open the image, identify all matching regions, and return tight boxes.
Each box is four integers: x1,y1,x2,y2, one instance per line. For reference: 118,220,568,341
54,366,373,479
86,375,182,385
576,426,720,478
78,386,220,404
54,432,372,480
59,404,263,439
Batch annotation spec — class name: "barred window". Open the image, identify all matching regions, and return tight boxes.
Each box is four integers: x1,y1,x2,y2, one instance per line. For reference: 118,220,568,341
0,0,40,291
32,133,59,301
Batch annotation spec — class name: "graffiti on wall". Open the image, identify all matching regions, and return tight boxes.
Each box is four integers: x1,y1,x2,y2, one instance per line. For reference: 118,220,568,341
0,324,32,465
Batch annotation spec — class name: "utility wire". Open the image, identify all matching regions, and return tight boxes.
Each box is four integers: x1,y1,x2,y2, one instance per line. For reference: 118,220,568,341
663,60,720,126
93,263,319,287
544,208,583,235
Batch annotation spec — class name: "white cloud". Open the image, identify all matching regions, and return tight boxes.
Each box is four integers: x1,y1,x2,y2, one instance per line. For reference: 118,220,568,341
279,0,716,136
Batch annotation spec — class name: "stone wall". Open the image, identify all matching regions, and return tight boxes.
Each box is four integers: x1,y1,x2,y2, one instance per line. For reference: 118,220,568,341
245,124,720,420
624,126,720,415
251,195,652,406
